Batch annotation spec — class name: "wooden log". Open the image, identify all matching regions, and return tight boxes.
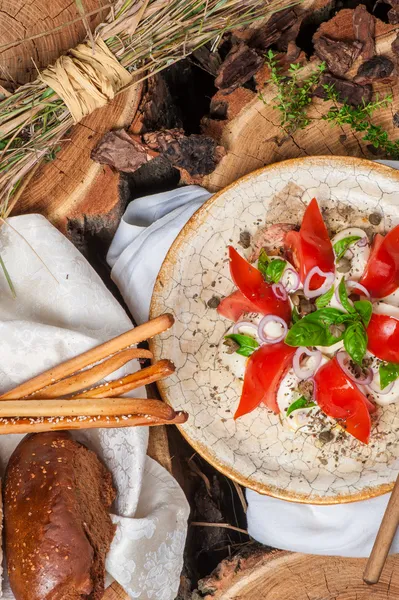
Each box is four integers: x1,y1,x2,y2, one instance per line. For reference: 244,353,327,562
1,0,142,240
195,548,399,599
203,16,399,192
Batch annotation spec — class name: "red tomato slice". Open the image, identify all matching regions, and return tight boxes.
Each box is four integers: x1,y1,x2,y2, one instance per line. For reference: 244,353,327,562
234,343,296,418
228,246,291,323
217,290,260,321
359,227,399,298
367,313,399,363
314,358,371,444
285,198,334,290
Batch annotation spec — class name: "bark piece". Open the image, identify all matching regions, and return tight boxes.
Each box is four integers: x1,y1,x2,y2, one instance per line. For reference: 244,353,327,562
143,129,225,176
193,46,222,76
314,73,372,106
91,129,155,173
215,43,263,92
247,9,298,49
313,35,363,76
392,32,399,56
353,5,375,60
130,75,182,135
354,56,395,84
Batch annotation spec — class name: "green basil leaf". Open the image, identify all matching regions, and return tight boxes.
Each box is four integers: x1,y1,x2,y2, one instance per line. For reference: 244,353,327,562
285,307,346,347
286,396,316,416
379,362,399,390
315,285,334,309
258,249,270,280
225,333,259,357
333,235,361,260
258,250,286,283
354,300,373,328
292,306,301,324
335,313,358,325
343,322,368,364
265,258,286,283
338,277,356,314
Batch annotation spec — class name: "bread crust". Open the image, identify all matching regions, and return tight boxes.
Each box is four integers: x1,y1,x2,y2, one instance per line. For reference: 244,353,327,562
5,432,116,600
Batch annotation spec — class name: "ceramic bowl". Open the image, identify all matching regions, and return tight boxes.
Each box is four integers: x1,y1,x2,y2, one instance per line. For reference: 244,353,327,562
150,156,399,504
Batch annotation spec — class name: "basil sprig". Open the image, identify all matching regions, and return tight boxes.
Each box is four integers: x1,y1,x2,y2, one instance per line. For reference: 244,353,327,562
286,396,316,416
285,308,346,347
343,322,368,365
258,249,286,284
379,362,399,390
315,285,334,309
338,278,356,314
224,333,259,357
333,235,361,260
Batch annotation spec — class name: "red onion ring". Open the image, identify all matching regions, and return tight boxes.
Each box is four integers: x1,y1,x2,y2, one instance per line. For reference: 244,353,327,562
272,282,288,301
303,267,335,299
357,236,368,247
346,280,371,300
233,321,258,336
336,350,373,385
293,347,322,380
281,268,301,293
258,315,287,344
369,377,395,395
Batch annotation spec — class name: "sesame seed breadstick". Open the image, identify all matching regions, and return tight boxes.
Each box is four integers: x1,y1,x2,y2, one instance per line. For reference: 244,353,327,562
0,398,175,419
78,359,175,398
0,411,188,434
0,314,174,400
31,348,153,399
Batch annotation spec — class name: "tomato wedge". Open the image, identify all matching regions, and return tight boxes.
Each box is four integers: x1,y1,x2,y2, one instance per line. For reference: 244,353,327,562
228,246,291,323
235,343,296,418
367,313,399,363
217,290,261,321
359,226,399,298
285,198,334,290
314,357,371,444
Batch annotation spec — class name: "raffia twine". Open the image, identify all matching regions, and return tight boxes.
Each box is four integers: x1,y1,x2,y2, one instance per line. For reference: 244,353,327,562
41,37,132,123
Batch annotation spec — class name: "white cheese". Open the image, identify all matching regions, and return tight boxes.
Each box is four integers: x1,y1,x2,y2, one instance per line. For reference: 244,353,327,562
365,353,399,406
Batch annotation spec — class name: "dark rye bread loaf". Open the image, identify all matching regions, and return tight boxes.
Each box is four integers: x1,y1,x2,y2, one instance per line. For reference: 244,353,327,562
5,432,116,600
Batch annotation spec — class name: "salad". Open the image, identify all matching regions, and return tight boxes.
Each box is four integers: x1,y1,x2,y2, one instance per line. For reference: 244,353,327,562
217,198,399,445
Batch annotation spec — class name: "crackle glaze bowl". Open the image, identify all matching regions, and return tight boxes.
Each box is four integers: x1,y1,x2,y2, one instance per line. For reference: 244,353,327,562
150,156,399,504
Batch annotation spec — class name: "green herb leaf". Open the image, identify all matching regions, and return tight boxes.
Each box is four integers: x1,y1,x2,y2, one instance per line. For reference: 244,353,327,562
335,313,357,325
379,362,399,390
286,396,316,416
354,300,373,327
315,285,334,309
343,322,368,364
224,333,259,357
292,306,301,324
258,250,286,283
338,278,356,314
333,236,361,260
285,307,346,347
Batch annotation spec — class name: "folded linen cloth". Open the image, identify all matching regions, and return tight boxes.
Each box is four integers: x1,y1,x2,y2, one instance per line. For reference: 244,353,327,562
0,214,189,599
108,179,399,557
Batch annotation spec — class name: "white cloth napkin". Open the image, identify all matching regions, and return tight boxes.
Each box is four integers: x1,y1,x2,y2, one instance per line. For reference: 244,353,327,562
0,215,189,599
108,180,399,558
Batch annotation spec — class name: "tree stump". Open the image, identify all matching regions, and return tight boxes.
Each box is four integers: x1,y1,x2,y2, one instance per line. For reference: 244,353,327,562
203,16,399,192
195,548,399,599
0,0,142,240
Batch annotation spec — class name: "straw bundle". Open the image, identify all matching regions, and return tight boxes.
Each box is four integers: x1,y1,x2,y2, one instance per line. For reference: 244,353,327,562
0,0,293,219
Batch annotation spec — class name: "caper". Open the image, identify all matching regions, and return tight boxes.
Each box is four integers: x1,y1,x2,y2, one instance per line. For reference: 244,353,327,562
337,257,351,273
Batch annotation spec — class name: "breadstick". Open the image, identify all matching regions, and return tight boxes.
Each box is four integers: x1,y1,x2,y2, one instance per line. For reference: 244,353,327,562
78,359,175,398
0,397,175,419
0,314,173,400
0,411,188,434
33,348,153,399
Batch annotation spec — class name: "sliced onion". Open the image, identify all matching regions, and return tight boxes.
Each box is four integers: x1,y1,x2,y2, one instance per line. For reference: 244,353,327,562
293,347,322,380
281,268,301,293
272,282,287,301
336,350,373,385
369,377,395,395
233,321,258,336
357,236,368,247
258,315,287,344
346,280,371,300
303,267,335,299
